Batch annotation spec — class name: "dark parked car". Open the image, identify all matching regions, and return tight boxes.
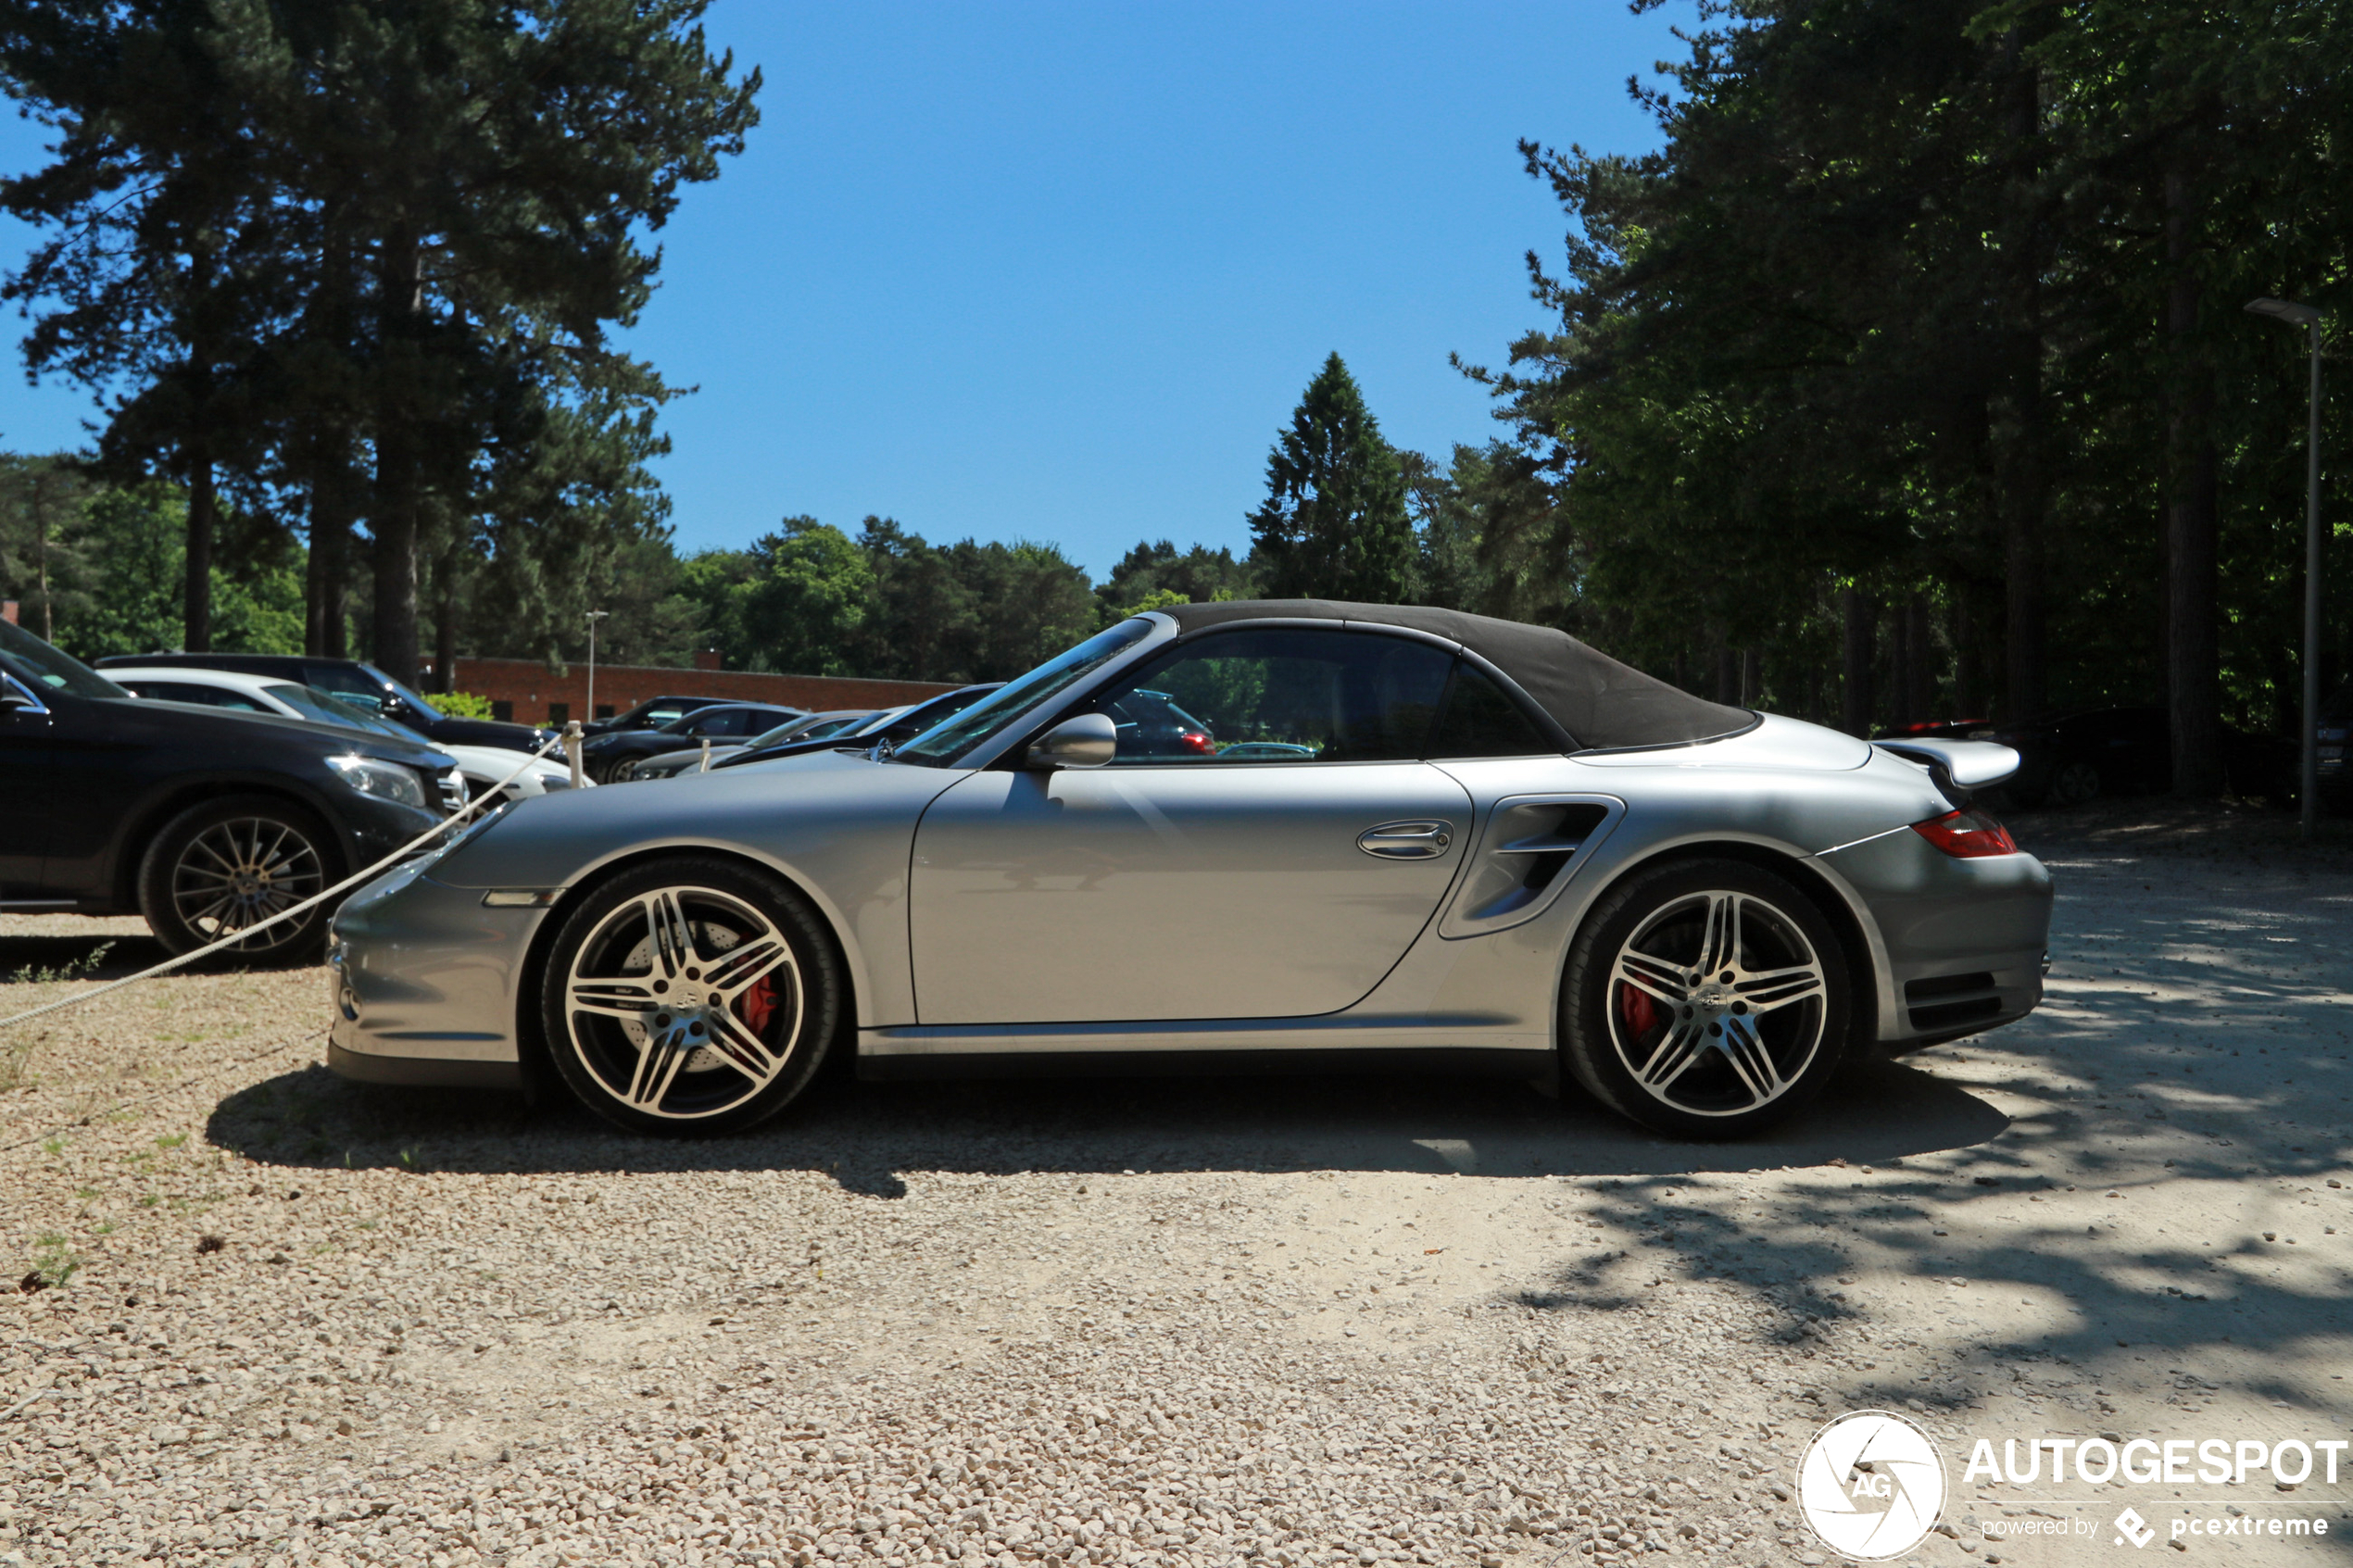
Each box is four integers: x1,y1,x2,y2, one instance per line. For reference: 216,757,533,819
1103,688,1215,759
6,621,460,959
1980,706,2295,807
713,684,1007,771
94,653,551,754
583,694,733,735
578,701,805,784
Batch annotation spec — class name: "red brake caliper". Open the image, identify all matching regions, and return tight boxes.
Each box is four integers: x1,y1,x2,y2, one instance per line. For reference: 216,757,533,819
1619,983,1659,1042
736,975,777,1037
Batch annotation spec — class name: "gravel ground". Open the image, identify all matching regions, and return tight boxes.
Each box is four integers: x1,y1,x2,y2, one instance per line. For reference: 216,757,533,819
2,800,2349,1568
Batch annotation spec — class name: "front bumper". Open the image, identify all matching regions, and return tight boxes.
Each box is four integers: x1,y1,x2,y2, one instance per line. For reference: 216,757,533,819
327,865,547,1087
1816,826,2054,1050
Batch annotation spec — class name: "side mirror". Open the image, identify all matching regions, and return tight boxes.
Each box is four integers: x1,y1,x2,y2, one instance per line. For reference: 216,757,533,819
1025,712,1117,771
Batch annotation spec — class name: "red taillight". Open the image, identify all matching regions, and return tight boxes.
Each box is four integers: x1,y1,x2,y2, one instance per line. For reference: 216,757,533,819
1911,808,2018,859
1178,731,1215,755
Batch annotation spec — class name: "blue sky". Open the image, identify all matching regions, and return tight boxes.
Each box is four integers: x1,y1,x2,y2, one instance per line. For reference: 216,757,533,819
0,2,1683,581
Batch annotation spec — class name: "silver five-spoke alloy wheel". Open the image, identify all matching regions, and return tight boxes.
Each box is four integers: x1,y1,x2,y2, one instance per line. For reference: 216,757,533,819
563,884,804,1121
1608,889,1829,1118
1563,857,1850,1137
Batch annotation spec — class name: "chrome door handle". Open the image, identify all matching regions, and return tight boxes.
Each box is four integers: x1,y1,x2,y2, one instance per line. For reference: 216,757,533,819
1356,820,1453,859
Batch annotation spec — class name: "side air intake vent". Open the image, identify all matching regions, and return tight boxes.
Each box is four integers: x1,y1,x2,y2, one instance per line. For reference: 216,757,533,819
1440,796,1623,939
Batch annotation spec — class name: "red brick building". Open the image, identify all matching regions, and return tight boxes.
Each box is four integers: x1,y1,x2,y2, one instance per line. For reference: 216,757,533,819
419,653,956,726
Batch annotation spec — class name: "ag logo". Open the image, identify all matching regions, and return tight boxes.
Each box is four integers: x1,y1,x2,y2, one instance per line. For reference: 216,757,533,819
1795,1410,1947,1561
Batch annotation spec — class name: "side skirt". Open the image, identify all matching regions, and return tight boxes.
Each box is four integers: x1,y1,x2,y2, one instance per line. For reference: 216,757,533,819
858,1043,1556,1086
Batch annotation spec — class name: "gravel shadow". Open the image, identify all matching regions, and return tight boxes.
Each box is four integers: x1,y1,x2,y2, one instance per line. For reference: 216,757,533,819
205,1051,2006,1193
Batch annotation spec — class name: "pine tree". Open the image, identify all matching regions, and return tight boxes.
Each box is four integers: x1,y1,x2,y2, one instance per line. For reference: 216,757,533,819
1248,354,1415,604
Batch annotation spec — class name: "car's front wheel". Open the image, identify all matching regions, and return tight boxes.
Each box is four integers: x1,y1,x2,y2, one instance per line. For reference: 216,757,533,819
137,795,337,961
540,858,840,1135
1561,858,1850,1138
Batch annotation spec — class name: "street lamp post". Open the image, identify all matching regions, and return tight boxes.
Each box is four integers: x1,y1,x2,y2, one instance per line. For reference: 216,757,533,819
2245,297,2327,839
584,609,610,726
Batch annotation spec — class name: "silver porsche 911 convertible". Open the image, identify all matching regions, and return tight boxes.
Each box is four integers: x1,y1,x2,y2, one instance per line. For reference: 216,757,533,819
327,600,2051,1138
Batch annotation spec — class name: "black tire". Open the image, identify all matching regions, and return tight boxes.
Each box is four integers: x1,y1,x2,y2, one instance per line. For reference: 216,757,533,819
136,795,338,962
2049,760,2102,807
1560,858,1851,1138
540,857,841,1135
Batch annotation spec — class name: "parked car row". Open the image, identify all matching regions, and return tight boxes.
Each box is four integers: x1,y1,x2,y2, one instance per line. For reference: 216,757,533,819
105,667,576,801
4,622,470,959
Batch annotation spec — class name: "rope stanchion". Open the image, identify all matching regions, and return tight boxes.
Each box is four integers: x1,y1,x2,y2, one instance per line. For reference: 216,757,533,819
0,733,573,1035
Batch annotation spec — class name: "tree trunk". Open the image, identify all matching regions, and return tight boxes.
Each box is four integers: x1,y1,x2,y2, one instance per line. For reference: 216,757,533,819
1742,646,1759,709
1905,596,1932,721
1890,608,1916,729
1950,596,1976,718
306,454,355,658
2164,165,2224,796
434,544,459,694
184,452,215,653
1994,26,2047,725
1714,645,1739,706
1841,586,1875,736
371,228,423,686
31,480,50,642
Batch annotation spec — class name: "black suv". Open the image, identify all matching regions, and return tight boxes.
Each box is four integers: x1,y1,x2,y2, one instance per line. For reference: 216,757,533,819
94,653,550,753
6,621,460,959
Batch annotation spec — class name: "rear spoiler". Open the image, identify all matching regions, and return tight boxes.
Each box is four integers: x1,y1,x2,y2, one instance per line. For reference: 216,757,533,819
1872,738,2020,804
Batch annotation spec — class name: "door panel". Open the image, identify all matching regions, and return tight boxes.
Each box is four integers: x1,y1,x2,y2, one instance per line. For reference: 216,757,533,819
909,762,1471,1023
0,702,55,897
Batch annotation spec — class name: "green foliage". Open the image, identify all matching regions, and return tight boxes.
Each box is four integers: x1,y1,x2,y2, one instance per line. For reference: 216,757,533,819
738,520,875,678
434,691,497,721
0,0,761,677
1249,354,1416,604
0,465,298,660
1462,0,2353,752
1096,540,1258,622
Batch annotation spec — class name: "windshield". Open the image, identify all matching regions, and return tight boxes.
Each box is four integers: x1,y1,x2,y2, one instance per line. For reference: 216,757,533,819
0,618,129,700
359,663,446,721
895,620,1156,766
270,683,431,743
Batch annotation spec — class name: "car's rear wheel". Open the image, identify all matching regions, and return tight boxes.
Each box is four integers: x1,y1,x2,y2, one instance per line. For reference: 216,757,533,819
541,858,840,1135
2049,760,2102,807
136,795,336,961
1561,858,1850,1138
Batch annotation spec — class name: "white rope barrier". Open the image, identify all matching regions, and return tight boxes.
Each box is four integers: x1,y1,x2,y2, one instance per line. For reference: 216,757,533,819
0,723,583,1035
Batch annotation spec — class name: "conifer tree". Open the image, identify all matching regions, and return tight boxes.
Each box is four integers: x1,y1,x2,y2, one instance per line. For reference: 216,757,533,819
1248,354,1416,604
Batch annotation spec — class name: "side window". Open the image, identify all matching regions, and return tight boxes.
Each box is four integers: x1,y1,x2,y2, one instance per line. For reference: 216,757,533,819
690,709,749,737
1427,664,1554,759
306,664,384,711
1090,628,1453,764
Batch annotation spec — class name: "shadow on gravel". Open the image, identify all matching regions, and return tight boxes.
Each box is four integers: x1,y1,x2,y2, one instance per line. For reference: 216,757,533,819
205,1052,2005,1191
0,930,170,983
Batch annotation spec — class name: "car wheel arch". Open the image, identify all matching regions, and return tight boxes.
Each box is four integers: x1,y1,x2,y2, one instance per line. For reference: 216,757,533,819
111,777,353,912
510,843,862,1101
1551,837,1883,1055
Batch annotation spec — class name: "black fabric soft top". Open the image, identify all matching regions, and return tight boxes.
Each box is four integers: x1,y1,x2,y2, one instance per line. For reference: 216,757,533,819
1152,598,1753,752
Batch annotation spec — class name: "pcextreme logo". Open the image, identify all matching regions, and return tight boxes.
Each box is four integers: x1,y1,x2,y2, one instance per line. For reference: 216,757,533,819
1796,1410,1948,1561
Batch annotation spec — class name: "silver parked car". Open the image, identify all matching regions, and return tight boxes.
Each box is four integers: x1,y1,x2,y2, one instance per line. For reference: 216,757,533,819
327,601,2051,1139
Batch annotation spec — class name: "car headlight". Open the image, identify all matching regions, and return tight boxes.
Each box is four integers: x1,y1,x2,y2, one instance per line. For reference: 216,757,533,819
328,754,429,809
